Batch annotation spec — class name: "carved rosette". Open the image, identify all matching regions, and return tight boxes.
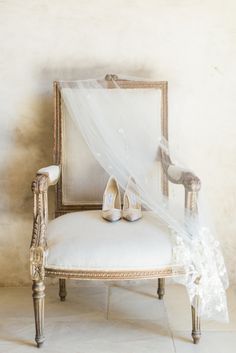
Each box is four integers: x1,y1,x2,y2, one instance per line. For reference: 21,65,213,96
30,246,45,281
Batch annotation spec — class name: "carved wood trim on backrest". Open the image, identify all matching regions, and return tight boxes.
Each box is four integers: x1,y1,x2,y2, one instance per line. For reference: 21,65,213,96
53,75,168,217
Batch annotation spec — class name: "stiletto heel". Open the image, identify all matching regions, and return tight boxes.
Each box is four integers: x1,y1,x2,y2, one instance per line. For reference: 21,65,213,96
102,176,121,222
123,177,142,222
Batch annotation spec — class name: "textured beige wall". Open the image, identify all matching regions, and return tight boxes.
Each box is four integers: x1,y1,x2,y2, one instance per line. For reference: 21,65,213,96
0,0,236,285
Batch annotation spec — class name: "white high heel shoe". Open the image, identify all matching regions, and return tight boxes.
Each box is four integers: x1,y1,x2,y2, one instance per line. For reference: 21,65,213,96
123,177,142,222
102,176,121,222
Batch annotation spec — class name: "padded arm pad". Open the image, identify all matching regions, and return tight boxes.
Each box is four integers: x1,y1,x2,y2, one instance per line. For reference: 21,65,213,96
37,165,60,186
167,165,189,182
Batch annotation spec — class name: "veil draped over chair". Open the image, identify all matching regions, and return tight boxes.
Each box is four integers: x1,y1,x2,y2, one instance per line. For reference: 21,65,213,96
59,76,228,322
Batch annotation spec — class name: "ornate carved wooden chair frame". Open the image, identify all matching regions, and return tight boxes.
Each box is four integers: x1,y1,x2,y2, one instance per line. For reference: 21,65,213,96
30,75,201,347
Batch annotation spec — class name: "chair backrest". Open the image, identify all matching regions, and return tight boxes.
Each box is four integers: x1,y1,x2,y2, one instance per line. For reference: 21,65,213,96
54,75,168,216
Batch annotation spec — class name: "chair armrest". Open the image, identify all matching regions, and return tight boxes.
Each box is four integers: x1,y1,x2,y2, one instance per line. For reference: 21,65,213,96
37,165,60,186
159,146,201,191
159,145,201,213
166,165,201,192
30,165,61,281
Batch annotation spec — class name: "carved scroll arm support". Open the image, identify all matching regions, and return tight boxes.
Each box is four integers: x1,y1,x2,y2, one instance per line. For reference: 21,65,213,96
30,165,60,281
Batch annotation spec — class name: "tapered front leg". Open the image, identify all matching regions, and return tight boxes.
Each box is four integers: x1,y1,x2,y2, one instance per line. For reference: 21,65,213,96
59,279,67,301
32,280,45,348
157,278,165,299
192,295,201,344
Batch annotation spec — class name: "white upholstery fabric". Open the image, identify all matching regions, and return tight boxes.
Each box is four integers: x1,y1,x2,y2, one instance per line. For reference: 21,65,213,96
37,165,60,185
46,211,173,271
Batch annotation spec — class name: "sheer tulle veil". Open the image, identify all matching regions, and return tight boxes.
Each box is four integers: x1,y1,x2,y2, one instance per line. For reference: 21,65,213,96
59,75,228,321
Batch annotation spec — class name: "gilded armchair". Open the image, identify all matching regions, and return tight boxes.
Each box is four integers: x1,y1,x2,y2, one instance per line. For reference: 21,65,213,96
30,75,201,347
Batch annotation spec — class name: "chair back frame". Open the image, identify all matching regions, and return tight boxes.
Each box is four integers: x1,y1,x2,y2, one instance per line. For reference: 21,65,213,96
53,75,169,217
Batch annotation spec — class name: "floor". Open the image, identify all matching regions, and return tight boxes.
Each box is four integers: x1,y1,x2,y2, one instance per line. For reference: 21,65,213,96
0,282,235,353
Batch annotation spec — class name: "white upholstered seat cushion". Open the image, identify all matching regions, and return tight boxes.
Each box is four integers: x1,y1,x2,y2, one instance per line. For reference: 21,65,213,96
45,211,173,271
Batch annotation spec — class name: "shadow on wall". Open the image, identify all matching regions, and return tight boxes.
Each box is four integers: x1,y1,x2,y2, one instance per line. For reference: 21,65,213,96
0,94,54,286
4,95,54,219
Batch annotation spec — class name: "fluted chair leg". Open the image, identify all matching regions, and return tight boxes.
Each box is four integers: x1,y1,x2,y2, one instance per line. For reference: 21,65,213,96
157,278,165,299
59,279,67,301
32,280,45,348
191,295,201,344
